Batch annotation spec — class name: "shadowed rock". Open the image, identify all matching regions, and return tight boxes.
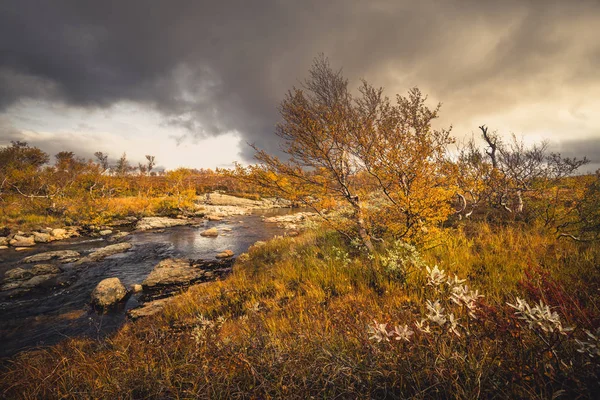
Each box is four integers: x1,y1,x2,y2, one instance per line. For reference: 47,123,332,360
1,264,62,292
128,297,173,319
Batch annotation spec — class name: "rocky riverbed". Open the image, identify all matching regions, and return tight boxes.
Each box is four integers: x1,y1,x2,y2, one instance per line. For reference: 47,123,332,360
0,206,308,358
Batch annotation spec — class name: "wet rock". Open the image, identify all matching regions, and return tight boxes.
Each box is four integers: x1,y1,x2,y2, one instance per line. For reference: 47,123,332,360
9,235,35,247
207,215,223,221
1,264,62,292
131,284,143,293
33,232,52,243
98,229,113,236
79,242,132,263
31,264,61,275
142,259,206,289
22,250,81,263
216,249,234,259
15,247,34,251
0,246,8,250
136,217,191,231
4,267,32,281
200,227,219,237
91,277,128,308
109,231,130,241
128,297,173,319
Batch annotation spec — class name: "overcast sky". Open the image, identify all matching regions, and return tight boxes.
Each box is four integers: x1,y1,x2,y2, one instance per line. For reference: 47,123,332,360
1,0,599,171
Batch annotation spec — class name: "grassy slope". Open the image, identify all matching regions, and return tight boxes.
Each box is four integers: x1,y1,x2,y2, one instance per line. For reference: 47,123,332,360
1,224,599,399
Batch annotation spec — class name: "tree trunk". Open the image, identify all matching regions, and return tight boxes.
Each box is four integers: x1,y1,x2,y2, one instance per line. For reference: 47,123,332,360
351,199,374,252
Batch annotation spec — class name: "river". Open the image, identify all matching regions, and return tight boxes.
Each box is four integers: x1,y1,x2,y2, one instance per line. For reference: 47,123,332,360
0,209,296,358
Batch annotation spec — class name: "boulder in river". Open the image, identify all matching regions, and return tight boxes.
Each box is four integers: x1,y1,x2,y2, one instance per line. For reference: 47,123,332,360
9,235,35,247
207,215,223,221
22,250,81,263
136,217,191,231
216,249,234,259
91,277,128,308
78,242,132,263
0,236,9,246
200,227,219,237
98,229,113,236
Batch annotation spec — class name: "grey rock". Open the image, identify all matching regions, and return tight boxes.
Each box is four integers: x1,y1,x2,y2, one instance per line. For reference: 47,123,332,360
78,243,132,263
91,278,128,308
128,297,173,319
142,258,205,288
109,231,130,241
4,267,32,281
22,250,81,263
1,264,62,291
9,235,35,247
136,217,191,231
33,232,52,243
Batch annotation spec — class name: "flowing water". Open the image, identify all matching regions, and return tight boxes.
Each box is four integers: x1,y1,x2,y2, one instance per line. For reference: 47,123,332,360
0,209,295,358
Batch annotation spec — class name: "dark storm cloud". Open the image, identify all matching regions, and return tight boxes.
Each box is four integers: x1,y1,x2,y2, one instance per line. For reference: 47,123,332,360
1,0,599,160
553,137,600,173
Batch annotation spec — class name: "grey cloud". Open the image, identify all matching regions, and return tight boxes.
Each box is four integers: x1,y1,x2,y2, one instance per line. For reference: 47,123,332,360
553,137,600,173
1,0,599,160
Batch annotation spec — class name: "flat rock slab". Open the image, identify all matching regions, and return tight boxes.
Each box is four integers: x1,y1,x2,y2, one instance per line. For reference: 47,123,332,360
142,259,206,289
1,264,62,292
128,297,174,319
22,250,81,263
136,217,192,231
77,242,132,264
216,249,234,259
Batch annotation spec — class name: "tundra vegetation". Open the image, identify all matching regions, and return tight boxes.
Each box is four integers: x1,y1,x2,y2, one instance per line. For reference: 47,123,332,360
1,57,599,398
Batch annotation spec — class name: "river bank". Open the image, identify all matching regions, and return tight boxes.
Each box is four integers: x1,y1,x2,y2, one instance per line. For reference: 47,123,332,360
0,194,314,358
